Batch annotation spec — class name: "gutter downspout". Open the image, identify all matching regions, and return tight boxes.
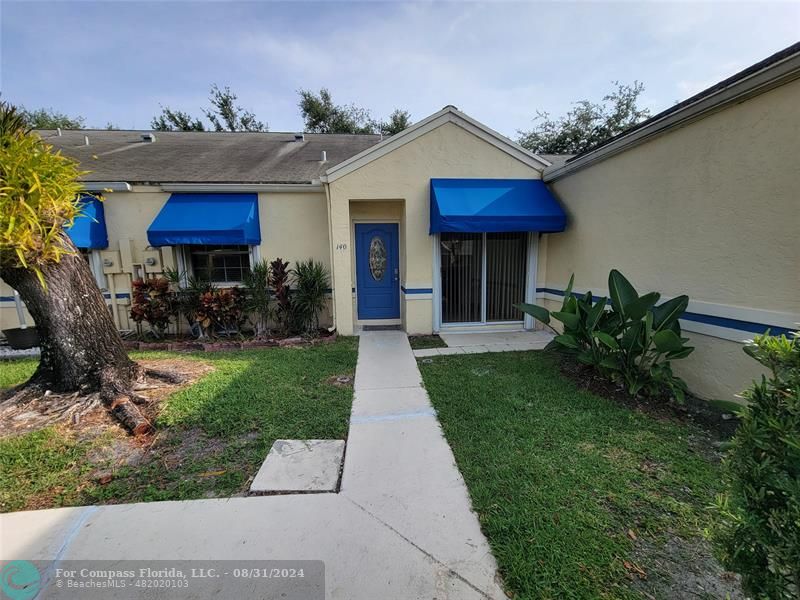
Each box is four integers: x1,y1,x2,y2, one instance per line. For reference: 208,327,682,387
323,179,337,333
13,291,27,329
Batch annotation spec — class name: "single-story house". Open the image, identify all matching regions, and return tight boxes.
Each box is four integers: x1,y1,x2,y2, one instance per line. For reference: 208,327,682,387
2,43,798,403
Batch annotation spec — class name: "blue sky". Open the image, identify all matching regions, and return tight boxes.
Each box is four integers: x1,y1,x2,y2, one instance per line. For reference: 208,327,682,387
2,1,798,137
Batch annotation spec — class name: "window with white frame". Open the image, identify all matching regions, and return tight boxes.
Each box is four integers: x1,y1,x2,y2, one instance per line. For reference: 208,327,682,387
79,249,107,289
185,245,252,285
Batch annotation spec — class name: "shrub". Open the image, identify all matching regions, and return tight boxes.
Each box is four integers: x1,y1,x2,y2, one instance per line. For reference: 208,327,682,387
195,287,247,336
293,259,330,335
164,267,214,337
130,277,171,338
268,258,293,335
714,331,800,599
242,259,271,336
517,269,693,400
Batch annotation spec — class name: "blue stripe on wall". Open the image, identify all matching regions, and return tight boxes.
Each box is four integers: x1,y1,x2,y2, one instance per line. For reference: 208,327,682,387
536,287,792,336
401,286,433,294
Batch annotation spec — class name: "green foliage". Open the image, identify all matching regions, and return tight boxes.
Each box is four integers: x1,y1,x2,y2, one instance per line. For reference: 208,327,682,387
242,260,271,335
292,259,330,335
203,84,266,132
298,88,412,135
517,81,650,154
130,277,172,338
0,101,87,286
299,88,376,134
268,258,294,334
163,267,214,336
151,106,205,131
151,84,266,132
517,269,693,400
195,287,247,335
380,109,412,136
715,331,800,599
20,106,85,130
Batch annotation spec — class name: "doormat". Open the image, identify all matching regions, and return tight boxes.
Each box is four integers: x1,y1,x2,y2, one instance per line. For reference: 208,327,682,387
361,325,402,331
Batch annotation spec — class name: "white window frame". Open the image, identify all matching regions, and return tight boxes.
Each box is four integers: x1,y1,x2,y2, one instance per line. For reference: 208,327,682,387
81,249,107,290
178,244,256,287
433,232,538,331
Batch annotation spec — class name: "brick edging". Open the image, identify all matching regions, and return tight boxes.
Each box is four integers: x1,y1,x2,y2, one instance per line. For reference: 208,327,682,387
124,332,338,352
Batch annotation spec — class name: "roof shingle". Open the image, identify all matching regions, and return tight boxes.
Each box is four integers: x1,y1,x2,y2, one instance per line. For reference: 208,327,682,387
36,129,383,184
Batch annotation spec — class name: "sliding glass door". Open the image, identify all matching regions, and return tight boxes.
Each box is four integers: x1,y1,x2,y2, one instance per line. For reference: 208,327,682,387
440,232,528,324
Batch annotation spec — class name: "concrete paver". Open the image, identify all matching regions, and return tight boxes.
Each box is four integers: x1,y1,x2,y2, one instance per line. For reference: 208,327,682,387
413,330,553,357
250,439,345,494
1,331,505,599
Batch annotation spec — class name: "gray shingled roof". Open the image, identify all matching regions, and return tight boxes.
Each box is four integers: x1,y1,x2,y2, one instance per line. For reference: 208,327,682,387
36,129,383,184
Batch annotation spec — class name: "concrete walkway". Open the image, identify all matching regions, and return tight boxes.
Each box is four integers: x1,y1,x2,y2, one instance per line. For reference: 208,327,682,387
0,332,504,599
414,330,553,357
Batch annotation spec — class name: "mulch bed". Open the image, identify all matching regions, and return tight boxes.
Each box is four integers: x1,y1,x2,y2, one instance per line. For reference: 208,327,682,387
557,356,741,439
126,331,338,352
0,358,214,437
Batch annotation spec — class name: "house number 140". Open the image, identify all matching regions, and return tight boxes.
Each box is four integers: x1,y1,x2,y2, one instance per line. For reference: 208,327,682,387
336,243,348,251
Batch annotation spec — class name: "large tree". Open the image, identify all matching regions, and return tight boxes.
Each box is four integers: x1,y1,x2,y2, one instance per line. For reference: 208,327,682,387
298,89,412,135
379,109,412,136
0,102,169,434
517,81,651,155
151,84,267,132
20,106,86,130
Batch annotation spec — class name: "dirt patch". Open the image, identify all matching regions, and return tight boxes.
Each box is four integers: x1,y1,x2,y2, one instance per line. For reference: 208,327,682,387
325,374,354,388
630,534,744,600
558,356,740,440
0,357,214,437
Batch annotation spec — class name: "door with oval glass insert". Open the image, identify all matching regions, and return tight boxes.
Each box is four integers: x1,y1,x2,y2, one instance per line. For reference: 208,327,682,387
355,223,400,320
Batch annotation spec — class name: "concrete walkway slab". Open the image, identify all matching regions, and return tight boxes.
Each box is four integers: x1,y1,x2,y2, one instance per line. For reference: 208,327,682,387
250,440,345,494
411,330,553,357
1,330,505,599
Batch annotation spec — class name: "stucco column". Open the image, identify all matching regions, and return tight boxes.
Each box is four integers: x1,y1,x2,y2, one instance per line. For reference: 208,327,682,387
328,191,354,335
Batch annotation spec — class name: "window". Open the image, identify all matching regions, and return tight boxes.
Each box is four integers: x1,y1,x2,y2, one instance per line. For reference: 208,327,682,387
440,232,528,324
188,245,251,284
79,249,107,289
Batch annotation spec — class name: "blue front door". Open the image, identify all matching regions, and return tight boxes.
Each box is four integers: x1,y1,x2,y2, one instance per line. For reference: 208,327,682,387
356,223,400,320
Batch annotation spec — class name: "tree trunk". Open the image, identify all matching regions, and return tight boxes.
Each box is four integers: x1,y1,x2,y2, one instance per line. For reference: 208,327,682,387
3,236,151,434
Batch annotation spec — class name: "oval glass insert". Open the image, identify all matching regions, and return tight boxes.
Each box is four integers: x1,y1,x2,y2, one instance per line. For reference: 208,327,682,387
369,236,387,281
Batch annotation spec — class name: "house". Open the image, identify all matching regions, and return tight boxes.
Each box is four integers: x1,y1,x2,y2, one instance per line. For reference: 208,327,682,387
2,42,798,402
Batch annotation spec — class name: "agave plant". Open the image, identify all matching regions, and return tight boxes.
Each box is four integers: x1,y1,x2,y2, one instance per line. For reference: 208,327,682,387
517,269,694,400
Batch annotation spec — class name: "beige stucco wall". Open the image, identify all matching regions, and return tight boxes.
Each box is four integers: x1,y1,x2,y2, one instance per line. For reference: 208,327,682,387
545,78,800,401
1,187,335,335
327,121,544,335
258,191,333,327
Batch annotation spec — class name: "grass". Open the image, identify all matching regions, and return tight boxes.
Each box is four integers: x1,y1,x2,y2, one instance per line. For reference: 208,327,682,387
418,351,725,600
408,334,448,350
0,338,358,512
0,358,37,390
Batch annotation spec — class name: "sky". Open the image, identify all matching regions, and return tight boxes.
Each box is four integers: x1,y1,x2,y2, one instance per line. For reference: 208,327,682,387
1,1,799,137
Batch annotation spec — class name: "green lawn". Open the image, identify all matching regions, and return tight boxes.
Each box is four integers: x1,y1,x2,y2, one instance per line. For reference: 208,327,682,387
419,351,726,600
408,334,448,350
0,339,357,512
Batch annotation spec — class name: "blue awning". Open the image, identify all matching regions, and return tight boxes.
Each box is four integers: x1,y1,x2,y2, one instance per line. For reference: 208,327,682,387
147,193,261,246
430,179,567,234
66,195,108,249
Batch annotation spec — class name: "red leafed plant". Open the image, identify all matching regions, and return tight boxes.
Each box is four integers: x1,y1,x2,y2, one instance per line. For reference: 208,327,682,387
195,287,247,336
268,258,293,334
130,277,171,338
